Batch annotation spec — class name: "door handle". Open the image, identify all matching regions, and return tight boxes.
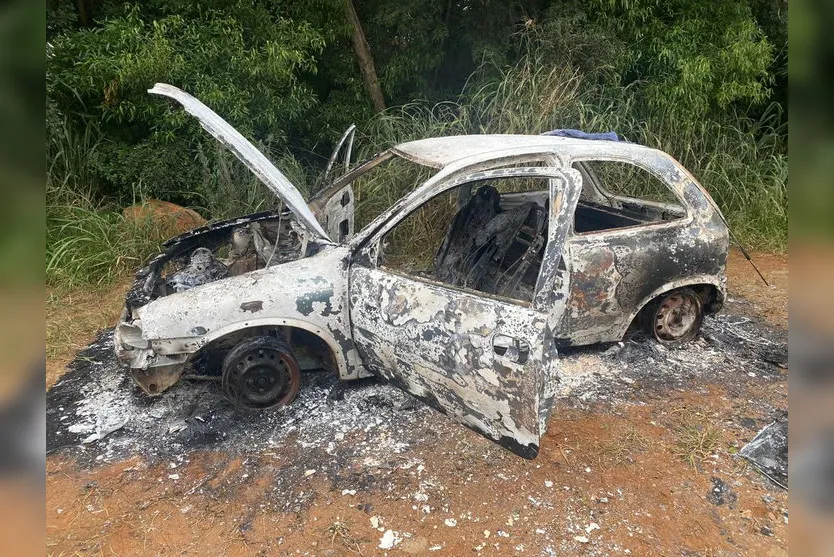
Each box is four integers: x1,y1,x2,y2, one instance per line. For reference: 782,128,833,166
492,334,530,364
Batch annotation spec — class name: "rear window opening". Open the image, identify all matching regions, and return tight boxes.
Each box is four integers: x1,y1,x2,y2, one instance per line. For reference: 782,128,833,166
572,160,685,233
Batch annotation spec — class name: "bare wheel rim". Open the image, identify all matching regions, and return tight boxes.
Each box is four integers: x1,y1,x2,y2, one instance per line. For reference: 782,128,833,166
654,292,699,341
223,346,300,409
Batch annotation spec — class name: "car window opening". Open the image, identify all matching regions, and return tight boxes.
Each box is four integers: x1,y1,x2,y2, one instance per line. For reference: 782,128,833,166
572,161,686,234
379,177,550,303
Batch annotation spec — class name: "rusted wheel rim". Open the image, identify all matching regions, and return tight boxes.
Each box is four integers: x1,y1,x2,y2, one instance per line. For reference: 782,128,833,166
654,292,699,341
223,347,300,409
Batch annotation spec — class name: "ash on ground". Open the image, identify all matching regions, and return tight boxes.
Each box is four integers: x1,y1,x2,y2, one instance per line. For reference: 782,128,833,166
47,311,787,471
557,313,787,403
47,330,437,468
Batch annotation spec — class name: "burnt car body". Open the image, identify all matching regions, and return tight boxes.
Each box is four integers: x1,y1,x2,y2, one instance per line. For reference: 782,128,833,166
115,84,728,458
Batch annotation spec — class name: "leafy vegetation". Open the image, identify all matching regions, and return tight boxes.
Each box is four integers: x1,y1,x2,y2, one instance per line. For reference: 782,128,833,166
46,0,787,288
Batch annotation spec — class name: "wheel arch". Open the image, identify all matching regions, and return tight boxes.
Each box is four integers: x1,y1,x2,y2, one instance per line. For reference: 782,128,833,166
191,317,349,378
622,276,725,337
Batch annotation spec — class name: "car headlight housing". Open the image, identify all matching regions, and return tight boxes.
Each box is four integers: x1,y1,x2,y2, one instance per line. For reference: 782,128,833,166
117,320,150,349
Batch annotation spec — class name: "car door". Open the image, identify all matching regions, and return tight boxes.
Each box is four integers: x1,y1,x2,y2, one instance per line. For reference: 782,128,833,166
348,167,581,459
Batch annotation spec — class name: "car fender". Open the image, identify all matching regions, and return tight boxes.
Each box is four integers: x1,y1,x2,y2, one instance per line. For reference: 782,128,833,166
194,316,362,379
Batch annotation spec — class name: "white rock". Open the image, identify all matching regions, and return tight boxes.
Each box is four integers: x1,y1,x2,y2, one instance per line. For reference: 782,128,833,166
574,536,590,543
341,489,356,496
304,469,316,477
585,467,592,473
378,529,401,549
544,480,553,488
444,518,457,527
585,523,600,534
484,530,491,538
370,516,382,529
168,474,180,480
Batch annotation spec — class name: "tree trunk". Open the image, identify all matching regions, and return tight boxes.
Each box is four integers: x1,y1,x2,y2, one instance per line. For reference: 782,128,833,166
344,0,386,113
75,0,91,27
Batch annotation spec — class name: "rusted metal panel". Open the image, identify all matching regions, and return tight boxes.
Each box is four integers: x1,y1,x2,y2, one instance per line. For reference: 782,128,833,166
116,247,369,392
348,265,549,458
556,152,729,346
345,167,580,459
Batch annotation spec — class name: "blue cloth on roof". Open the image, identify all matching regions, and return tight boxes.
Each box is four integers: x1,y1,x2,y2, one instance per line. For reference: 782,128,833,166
541,129,621,142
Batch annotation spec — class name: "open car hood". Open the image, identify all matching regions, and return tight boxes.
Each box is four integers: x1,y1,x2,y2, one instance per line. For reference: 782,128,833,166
148,83,332,242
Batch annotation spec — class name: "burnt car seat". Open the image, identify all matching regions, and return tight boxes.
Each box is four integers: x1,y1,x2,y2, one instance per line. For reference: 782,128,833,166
434,185,545,297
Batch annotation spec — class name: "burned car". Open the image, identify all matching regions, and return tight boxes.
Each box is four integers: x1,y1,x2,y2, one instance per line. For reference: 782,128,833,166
115,84,728,458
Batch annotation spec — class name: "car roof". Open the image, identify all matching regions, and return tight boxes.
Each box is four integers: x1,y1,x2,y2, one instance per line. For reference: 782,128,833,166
392,134,655,168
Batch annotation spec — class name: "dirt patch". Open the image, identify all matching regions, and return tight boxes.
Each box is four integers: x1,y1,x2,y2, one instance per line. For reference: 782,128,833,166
46,253,789,555
725,248,787,329
46,281,129,390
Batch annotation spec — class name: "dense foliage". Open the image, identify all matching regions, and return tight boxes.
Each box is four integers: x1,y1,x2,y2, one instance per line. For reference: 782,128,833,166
46,0,787,286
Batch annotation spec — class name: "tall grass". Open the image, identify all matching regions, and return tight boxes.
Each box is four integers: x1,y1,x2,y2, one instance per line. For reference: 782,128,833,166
45,117,313,289
46,51,786,289
362,55,788,251
193,142,311,220
46,200,163,287
47,117,163,288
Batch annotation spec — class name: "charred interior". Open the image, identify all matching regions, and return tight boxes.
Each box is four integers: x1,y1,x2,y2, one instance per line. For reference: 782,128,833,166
125,210,309,312
380,179,550,303
573,199,685,233
573,159,687,233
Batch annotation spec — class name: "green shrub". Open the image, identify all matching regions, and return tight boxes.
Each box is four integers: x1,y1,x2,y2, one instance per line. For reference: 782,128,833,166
46,198,162,288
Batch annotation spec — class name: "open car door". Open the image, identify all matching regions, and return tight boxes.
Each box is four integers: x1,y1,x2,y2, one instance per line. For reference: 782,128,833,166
348,167,581,458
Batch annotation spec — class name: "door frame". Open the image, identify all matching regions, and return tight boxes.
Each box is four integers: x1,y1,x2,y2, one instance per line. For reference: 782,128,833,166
351,165,582,314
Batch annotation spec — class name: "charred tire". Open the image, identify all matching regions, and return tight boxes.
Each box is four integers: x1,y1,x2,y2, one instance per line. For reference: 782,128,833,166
642,287,703,347
221,336,301,409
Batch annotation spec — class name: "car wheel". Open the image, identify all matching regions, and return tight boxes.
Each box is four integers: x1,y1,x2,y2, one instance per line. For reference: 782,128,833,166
221,336,301,409
643,287,703,346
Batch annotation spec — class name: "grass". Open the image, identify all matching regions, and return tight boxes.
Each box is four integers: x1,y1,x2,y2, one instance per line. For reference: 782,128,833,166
593,426,650,468
361,54,788,253
325,521,366,554
671,407,723,469
46,281,130,388
46,197,164,288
